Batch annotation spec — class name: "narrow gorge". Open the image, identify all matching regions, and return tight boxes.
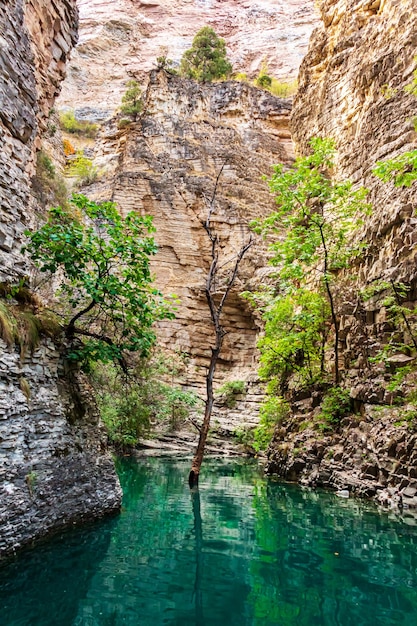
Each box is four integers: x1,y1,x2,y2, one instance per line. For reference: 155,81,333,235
1,0,417,566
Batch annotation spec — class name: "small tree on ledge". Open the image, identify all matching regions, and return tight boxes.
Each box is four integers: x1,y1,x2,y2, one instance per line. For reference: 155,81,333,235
180,27,233,83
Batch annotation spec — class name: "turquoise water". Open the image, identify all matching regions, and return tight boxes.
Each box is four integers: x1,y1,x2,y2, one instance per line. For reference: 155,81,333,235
1,456,417,625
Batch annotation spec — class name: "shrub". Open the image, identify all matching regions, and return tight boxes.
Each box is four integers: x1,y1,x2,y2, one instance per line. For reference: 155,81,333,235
92,360,199,446
59,110,98,138
217,380,246,408
120,80,143,118
320,387,351,427
253,396,290,452
63,138,76,156
67,152,98,186
269,78,298,97
180,27,232,82
256,74,272,88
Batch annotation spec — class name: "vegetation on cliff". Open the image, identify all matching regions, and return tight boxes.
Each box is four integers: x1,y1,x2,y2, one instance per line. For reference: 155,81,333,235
23,194,174,372
180,27,232,82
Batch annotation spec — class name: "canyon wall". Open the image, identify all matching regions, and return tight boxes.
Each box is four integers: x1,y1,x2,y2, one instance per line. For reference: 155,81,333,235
0,0,122,560
58,0,318,119
86,70,293,439
266,0,417,509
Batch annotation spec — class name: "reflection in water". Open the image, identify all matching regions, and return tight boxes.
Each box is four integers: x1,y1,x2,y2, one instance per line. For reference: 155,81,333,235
1,457,417,625
191,488,204,626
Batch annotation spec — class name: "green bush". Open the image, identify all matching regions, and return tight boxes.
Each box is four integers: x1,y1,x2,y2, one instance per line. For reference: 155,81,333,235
120,80,143,118
217,380,246,408
180,27,232,82
320,387,351,427
67,152,98,186
256,74,272,88
92,359,199,446
253,396,290,452
59,110,98,138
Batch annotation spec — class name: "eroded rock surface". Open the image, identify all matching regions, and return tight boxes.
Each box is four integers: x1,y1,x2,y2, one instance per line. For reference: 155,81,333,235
0,0,77,283
0,339,121,559
266,0,417,505
86,70,293,434
0,1,122,560
58,0,318,118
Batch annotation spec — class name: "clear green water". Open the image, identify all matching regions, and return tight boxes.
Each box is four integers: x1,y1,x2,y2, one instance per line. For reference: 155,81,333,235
1,457,417,625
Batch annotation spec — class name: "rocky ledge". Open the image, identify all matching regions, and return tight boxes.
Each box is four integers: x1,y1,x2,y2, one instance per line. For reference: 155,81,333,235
266,402,417,514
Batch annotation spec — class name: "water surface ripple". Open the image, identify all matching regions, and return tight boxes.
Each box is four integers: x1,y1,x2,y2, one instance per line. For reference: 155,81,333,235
1,456,417,625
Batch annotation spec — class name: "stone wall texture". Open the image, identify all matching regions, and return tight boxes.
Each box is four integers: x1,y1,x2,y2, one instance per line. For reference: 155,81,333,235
266,0,417,506
87,70,293,437
0,0,122,560
0,0,78,283
57,0,318,119
292,0,417,284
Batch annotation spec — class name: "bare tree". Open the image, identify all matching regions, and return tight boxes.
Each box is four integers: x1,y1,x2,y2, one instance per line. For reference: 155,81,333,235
188,165,253,488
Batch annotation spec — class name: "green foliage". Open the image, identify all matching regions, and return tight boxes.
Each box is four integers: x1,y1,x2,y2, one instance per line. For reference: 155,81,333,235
156,56,177,74
254,137,370,282
67,151,98,187
319,386,351,428
180,27,232,82
361,280,417,353
59,110,98,138
32,150,68,207
386,366,411,393
233,72,249,82
268,78,298,97
373,64,417,187
217,379,246,408
373,150,417,187
258,289,330,391
256,74,272,88
92,358,199,446
251,137,370,391
253,396,290,452
23,194,174,369
233,425,255,448
120,80,143,118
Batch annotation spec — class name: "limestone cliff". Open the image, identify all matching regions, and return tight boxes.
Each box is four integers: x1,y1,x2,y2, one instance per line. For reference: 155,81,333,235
0,1,122,560
58,0,318,119
85,70,292,440
266,0,417,507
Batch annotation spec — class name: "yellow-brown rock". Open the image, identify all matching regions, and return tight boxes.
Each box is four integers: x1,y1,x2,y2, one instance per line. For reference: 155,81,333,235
58,0,318,119
89,70,293,428
292,0,417,284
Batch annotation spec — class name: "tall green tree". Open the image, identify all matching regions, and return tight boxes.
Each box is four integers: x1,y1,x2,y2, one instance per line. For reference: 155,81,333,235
253,137,370,386
24,194,173,370
180,27,232,83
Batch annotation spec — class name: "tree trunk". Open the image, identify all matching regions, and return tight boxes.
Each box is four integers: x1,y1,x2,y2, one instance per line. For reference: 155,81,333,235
188,345,220,488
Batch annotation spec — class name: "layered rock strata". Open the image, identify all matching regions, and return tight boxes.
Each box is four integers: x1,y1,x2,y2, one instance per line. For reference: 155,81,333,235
267,0,417,505
58,0,318,119
0,1,122,560
87,70,293,435
0,0,77,283
0,338,122,559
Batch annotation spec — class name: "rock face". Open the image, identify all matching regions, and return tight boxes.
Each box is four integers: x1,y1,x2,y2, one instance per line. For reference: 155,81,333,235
58,0,318,119
266,0,417,505
0,0,78,283
292,0,417,284
88,70,293,435
0,0,122,560
0,339,122,559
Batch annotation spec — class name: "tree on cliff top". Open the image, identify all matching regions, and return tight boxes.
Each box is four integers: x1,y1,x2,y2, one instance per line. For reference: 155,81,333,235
23,194,173,371
180,27,232,83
